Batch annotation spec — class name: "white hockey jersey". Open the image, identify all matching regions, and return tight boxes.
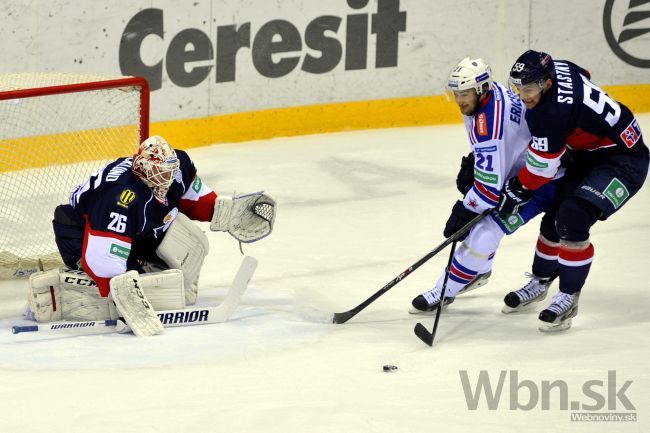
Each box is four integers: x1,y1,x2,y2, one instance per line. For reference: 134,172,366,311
461,82,530,213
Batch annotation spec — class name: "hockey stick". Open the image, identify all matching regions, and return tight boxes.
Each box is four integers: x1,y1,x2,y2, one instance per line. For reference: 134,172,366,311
413,241,457,346
12,256,257,335
332,211,488,324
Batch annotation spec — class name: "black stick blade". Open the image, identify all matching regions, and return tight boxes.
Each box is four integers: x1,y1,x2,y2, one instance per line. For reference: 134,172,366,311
332,310,357,324
414,322,434,346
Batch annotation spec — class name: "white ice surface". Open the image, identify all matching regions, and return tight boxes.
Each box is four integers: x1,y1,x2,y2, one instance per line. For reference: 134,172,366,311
1,116,649,433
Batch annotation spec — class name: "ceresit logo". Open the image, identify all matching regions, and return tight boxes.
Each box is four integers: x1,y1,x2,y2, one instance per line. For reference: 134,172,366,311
119,0,407,90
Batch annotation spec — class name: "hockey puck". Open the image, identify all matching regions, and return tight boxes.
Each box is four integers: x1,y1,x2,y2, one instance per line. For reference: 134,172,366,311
383,364,398,372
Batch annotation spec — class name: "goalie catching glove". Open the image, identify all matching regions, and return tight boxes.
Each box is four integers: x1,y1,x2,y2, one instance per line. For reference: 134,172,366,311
211,191,276,242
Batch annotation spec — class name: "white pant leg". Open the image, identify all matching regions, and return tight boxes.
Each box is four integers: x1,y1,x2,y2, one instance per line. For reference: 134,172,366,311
434,216,505,297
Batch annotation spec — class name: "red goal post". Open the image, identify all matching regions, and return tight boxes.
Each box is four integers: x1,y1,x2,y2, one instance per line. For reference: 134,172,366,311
0,73,150,278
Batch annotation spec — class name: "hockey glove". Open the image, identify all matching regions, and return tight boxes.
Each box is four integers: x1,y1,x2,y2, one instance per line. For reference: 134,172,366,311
456,152,475,194
497,177,533,217
211,191,276,243
444,200,479,241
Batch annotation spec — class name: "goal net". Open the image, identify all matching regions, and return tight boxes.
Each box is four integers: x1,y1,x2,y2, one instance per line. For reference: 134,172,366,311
0,73,149,278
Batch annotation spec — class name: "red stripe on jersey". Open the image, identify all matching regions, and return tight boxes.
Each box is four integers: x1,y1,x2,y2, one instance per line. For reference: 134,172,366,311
559,243,594,262
469,118,478,144
86,225,132,244
180,191,217,222
474,181,500,201
493,98,501,139
518,167,552,190
536,238,559,257
566,128,615,151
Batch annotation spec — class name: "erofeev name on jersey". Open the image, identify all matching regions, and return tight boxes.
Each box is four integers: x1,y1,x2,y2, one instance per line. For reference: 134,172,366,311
119,0,407,90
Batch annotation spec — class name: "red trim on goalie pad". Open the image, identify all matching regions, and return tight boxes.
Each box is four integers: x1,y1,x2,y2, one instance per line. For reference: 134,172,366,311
50,286,57,312
180,191,217,222
559,243,594,263
536,238,559,257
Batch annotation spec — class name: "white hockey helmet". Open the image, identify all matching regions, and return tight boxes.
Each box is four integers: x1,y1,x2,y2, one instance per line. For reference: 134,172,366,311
132,135,180,203
447,57,493,96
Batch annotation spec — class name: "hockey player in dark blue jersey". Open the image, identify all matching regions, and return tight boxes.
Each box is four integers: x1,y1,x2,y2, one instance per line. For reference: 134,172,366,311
25,136,276,335
498,50,649,331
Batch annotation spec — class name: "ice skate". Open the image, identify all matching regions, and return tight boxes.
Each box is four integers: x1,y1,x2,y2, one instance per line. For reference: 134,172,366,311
502,273,553,313
538,291,579,332
409,287,454,314
457,271,492,295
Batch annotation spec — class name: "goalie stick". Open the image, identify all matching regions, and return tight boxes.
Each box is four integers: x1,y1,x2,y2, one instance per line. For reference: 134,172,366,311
12,256,257,335
332,211,488,324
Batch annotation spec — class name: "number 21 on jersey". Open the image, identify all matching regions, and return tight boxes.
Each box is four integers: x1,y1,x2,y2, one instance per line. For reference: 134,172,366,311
476,153,494,171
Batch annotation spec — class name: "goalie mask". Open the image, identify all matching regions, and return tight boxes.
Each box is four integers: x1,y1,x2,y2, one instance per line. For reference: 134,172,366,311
132,136,180,204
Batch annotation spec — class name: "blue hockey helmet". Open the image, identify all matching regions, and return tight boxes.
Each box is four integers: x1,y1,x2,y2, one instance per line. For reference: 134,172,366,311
509,50,554,87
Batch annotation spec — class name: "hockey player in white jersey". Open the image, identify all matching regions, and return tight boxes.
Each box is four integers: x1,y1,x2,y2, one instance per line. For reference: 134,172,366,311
411,58,561,313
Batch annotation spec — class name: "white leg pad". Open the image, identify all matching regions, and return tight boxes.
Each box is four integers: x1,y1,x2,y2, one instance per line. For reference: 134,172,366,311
27,269,119,322
110,271,163,337
140,269,186,310
156,213,209,305
27,269,185,323
27,269,64,322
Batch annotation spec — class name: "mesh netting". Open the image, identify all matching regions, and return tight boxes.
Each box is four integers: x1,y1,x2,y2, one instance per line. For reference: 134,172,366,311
0,73,147,278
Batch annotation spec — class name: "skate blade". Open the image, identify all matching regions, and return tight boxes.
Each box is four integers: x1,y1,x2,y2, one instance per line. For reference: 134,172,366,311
501,290,548,314
408,306,439,315
538,319,572,333
457,273,491,296
501,302,538,314
408,303,452,315
457,279,489,295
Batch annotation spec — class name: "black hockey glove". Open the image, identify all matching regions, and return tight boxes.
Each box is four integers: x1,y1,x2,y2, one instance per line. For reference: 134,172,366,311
444,200,479,240
497,177,533,217
456,152,475,194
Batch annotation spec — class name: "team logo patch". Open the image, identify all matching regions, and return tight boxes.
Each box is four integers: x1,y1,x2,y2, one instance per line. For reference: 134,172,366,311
192,176,203,193
153,208,179,239
620,119,641,148
526,154,549,169
498,213,525,233
603,178,630,209
109,243,130,259
117,189,136,208
477,113,488,136
163,208,178,225
474,168,498,184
